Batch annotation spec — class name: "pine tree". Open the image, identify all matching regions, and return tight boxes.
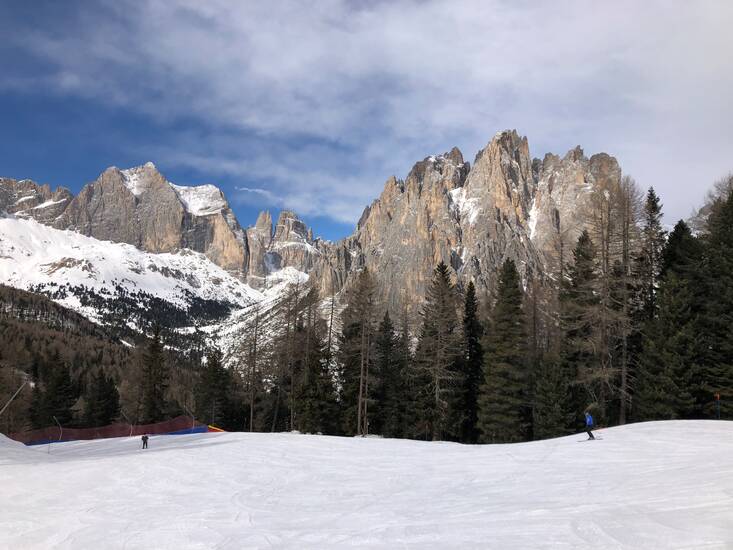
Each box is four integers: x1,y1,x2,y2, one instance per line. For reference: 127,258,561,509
84,371,120,427
195,348,230,427
697,183,733,418
532,355,573,439
637,187,667,321
140,326,169,424
634,221,701,420
372,311,409,438
293,290,338,434
460,281,484,443
43,364,76,426
337,269,377,435
478,259,530,443
560,231,602,420
412,262,462,441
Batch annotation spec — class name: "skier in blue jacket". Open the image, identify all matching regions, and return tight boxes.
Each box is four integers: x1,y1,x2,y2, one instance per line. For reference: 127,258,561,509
585,412,595,440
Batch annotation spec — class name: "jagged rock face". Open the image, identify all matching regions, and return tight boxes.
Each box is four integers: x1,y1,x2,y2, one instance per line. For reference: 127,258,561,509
0,178,73,224
267,210,320,273
323,133,545,316
0,163,250,277
246,210,274,285
453,132,540,294
530,148,622,274
336,147,471,313
56,162,249,275
1,132,624,318
315,131,622,317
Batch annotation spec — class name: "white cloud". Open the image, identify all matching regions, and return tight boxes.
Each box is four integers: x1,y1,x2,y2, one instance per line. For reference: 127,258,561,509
9,0,733,225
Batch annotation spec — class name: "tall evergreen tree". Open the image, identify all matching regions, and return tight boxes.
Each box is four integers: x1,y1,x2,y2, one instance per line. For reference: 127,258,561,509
697,183,733,418
460,281,484,443
560,231,604,420
634,221,702,420
478,259,530,443
532,355,573,439
84,371,120,427
195,348,231,427
637,187,667,320
337,269,377,435
140,326,169,423
43,363,76,426
411,262,462,441
293,291,338,435
372,311,409,438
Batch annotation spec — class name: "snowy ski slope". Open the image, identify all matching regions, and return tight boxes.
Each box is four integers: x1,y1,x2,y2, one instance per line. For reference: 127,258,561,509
1,421,732,549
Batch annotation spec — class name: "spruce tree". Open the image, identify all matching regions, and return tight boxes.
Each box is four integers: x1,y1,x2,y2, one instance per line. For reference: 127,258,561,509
560,231,602,420
140,326,169,424
634,221,701,420
195,348,230,427
461,281,484,443
293,297,338,435
412,262,462,441
84,371,120,427
43,364,76,426
373,311,407,438
337,269,377,435
532,355,573,440
477,259,530,443
697,185,733,418
637,187,667,320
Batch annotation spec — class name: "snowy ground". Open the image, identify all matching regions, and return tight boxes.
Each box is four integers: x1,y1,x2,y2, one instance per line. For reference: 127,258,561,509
1,421,732,549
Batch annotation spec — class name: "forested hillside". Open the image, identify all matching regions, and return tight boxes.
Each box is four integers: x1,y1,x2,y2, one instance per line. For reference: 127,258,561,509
3,173,732,442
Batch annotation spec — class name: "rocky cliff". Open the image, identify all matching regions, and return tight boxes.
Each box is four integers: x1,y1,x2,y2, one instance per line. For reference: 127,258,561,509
0,178,73,225
293,130,623,316
0,130,623,317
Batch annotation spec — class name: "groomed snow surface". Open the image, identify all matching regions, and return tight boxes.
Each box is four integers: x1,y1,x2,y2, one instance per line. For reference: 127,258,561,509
1,421,732,549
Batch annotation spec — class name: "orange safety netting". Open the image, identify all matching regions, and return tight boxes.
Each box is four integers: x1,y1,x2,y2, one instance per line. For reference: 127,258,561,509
7,415,210,445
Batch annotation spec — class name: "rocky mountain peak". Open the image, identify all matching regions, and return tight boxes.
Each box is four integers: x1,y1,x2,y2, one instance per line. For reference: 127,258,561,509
255,210,273,236
0,177,73,224
1,130,625,318
564,146,585,163
117,162,166,197
273,210,311,244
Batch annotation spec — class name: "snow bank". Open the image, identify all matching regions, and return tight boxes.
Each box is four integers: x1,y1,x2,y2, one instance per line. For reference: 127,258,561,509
0,433,46,466
1,421,731,549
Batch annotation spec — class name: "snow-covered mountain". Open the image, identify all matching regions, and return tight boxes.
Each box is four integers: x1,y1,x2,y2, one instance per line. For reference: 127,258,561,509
0,215,259,325
0,129,627,347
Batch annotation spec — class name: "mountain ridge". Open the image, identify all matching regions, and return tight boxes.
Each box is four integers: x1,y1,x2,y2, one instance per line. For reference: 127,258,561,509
0,129,623,317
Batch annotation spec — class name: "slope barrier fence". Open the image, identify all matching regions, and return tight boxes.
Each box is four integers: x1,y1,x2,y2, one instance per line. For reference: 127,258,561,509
7,415,222,446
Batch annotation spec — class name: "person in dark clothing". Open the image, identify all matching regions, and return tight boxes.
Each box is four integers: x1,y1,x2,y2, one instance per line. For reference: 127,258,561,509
142,434,149,449
585,412,595,440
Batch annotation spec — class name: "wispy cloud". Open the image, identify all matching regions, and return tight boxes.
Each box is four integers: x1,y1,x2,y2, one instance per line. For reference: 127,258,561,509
4,0,733,226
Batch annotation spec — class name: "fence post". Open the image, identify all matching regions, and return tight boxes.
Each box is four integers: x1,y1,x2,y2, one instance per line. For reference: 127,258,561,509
53,416,62,442
121,410,135,437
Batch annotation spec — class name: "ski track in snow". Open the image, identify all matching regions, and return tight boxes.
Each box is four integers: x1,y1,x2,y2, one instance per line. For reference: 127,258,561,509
1,421,732,549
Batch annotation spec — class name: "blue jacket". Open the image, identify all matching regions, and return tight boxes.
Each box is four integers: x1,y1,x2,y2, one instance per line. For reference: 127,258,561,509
585,413,594,427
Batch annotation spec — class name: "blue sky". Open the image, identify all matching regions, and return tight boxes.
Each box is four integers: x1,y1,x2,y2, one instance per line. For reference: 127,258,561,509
1,1,732,240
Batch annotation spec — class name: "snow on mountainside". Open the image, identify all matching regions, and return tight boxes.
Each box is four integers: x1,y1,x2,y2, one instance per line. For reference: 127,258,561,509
0,215,259,321
121,162,227,216
2,421,732,549
170,183,228,217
